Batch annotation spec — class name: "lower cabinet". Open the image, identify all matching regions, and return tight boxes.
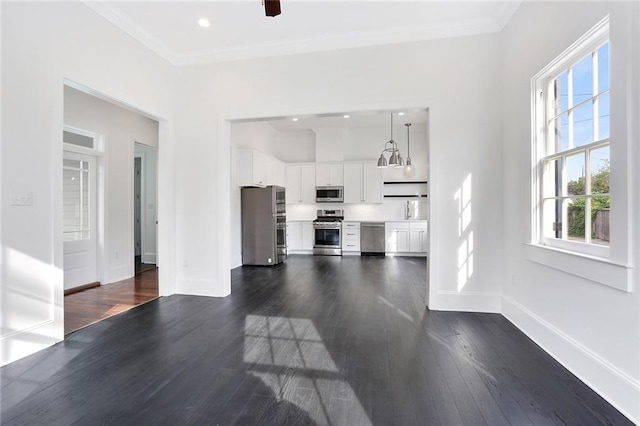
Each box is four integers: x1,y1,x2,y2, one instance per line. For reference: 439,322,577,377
342,222,361,253
302,222,314,251
385,222,410,253
287,222,314,253
386,221,427,254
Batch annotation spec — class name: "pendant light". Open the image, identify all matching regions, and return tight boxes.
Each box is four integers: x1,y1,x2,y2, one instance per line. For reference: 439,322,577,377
405,123,412,170
377,113,403,168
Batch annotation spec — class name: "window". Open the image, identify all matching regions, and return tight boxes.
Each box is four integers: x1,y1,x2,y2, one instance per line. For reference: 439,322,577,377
532,17,610,257
63,157,91,241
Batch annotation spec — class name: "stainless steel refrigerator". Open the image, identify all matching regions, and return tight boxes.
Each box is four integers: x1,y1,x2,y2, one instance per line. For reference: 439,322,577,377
241,186,286,266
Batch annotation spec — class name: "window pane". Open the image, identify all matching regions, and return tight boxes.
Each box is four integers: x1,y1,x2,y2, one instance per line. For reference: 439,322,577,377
543,159,561,198
63,131,94,149
597,43,609,93
590,146,610,194
553,114,569,152
555,72,569,113
572,55,593,105
591,196,610,246
566,152,585,195
598,93,610,140
566,198,586,242
63,158,90,241
542,198,562,239
573,102,594,147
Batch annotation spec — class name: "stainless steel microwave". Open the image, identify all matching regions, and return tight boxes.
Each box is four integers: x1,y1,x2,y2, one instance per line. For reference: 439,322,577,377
316,186,343,203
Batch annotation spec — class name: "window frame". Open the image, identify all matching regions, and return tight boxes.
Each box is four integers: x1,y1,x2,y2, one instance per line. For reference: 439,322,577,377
531,17,611,259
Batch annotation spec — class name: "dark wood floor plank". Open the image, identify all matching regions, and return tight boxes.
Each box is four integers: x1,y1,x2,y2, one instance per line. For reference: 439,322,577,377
1,256,632,426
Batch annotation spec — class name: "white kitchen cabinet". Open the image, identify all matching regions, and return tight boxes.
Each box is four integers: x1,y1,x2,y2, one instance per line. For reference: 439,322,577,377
286,164,316,204
342,221,361,253
237,149,268,187
363,163,383,203
343,164,362,203
343,163,382,204
316,164,343,186
302,222,314,251
269,157,286,188
287,222,302,252
409,222,428,253
385,222,410,253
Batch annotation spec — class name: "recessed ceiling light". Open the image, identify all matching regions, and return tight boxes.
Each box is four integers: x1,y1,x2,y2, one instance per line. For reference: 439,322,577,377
398,112,405,116
292,118,299,122
198,18,211,28
343,115,350,119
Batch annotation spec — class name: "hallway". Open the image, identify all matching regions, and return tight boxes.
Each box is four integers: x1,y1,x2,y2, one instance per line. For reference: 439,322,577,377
64,268,158,335
2,256,630,425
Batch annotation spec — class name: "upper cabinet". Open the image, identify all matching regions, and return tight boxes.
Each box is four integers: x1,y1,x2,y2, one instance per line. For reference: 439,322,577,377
286,164,316,204
343,162,382,203
363,163,383,203
343,164,362,203
237,149,268,187
268,157,286,188
315,164,343,186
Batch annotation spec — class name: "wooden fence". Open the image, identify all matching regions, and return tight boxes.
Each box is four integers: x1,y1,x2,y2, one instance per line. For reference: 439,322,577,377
593,209,610,242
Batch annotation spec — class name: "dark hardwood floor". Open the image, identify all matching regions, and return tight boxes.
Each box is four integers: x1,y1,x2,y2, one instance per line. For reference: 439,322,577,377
1,255,631,425
64,267,159,335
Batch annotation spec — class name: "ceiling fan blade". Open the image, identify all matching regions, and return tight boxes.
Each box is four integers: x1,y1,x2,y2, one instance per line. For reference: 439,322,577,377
264,0,281,17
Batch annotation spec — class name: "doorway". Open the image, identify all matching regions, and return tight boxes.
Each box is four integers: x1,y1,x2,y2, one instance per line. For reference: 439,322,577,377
134,143,158,274
63,143,100,292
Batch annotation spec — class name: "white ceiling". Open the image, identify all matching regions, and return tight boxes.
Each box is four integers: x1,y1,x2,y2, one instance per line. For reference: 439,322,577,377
86,1,521,65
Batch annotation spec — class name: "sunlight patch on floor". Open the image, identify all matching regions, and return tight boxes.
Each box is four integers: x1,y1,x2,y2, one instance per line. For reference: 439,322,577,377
244,315,371,425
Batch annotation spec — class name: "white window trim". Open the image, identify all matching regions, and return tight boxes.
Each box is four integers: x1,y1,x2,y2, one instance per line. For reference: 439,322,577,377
63,125,105,156
531,17,610,257
529,15,634,292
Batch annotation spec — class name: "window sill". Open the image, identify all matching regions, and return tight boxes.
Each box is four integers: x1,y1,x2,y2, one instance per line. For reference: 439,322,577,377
524,243,633,292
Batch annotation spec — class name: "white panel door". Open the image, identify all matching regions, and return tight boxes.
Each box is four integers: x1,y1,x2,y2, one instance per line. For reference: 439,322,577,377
343,164,362,203
63,151,98,290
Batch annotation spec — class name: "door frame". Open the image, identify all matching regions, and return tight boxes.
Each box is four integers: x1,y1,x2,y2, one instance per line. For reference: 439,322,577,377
217,100,434,304
133,142,158,265
63,125,106,287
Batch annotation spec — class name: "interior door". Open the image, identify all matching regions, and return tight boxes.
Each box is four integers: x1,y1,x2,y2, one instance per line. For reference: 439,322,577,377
63,151,98,290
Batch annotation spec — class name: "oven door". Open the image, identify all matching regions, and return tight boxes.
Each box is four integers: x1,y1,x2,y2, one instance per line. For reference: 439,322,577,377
313,226,342,255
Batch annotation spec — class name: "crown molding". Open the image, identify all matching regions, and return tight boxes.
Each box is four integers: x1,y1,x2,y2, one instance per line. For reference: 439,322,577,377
493,0,523,30
84,1,523,67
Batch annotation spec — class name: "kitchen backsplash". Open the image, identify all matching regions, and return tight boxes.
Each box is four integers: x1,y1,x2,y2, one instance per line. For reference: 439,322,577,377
286,200,428,221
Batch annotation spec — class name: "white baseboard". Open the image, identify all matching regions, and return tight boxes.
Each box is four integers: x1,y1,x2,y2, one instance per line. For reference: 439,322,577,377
386,252,428,257
430,291,501,313
142,253,156,264
0,319,60,367
175,278,229,297
503,296,640,425
106,265,134,284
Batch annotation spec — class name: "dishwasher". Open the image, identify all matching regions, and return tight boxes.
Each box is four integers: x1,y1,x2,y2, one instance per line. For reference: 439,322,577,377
360,222,386,255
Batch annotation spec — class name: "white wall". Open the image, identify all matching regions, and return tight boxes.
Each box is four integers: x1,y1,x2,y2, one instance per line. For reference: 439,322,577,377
134,143,158,265
274,130,315,162
175,34,503,309
501,2,639,422
1,1,175,366
65,87,159,282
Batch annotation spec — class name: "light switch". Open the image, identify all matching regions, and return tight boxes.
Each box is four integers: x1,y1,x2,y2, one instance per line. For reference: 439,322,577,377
10,192,33,206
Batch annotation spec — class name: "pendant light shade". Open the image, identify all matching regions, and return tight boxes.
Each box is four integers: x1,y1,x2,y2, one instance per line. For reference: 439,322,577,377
405,123,412,169
377,113,404,168
377,153,387,167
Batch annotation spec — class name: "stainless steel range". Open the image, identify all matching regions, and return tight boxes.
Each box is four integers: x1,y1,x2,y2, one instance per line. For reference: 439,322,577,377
313,209,343,256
